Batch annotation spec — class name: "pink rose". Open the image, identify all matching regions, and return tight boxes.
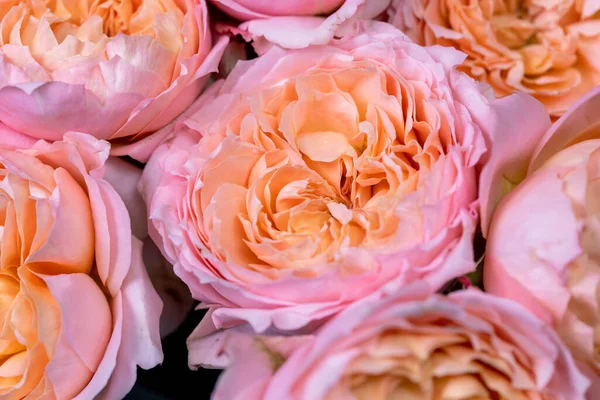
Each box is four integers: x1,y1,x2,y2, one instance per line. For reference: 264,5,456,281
210,286,588,399
210,0,347,19
216,0,391,52
387,0,600,117
0,133,162,399
485,86,600,389
141,20,549,360
0,0,228,162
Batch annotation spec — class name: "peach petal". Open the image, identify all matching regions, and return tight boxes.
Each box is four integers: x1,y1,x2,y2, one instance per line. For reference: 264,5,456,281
297,131,351,163
25,168,94,274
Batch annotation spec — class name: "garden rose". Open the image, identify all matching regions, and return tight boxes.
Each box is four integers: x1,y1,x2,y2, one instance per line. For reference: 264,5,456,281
388,0,600,117
0,0,228,162
142,20,549,350
210,0,347,20
0,133,162,399
218,0,391,52
210,286,588,399
485,87,600,387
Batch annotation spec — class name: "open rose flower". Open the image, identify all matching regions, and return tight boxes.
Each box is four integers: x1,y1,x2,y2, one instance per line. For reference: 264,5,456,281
0,133,162,399
485,87,600,390
215,0,391,52
0,0,228,162
388,0,600,117
141,20,549,356
210,286,588,399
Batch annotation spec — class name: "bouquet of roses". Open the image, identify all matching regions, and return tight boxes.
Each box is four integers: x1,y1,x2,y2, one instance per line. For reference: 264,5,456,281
1,0,600,398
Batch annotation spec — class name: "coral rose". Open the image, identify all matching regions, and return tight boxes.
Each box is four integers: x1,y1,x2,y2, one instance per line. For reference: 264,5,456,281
485,87,600,391
0,133,162,399
388,0,600,117
142,20,550,353
0,0,228,162
210,286,589,399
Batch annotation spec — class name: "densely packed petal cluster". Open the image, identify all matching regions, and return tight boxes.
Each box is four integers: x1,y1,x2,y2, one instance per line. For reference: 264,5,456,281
0,0,226,160
141,22,549,347
0,133,162,399
3,0,600,398
212,287,588,399
388,0,600,117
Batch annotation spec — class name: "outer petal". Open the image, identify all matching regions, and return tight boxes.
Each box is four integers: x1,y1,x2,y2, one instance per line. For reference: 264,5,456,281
41,273,112,400
484,164,584,322
530,86,600,172
210,0,346,20
0,82,142,141
0,122,36,151
103,157,147,240
475,91,551,236
99,237,163,399
239,0,391,52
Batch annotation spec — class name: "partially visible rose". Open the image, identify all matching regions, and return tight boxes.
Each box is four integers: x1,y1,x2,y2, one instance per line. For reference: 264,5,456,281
209,286,588,399
0,133,162,399
485,88,600,387
0,0,228,162
141,21,550,364
210,0,347,20
387,0,600,117
214,0,391,53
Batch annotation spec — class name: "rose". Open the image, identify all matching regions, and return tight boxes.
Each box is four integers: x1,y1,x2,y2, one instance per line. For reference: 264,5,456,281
0,0,228,162
141,20,549,360
209,286,588,399
485,86,600,388
0,132,162,399
387,0,600,117
210,0,347,20
215,0,391,52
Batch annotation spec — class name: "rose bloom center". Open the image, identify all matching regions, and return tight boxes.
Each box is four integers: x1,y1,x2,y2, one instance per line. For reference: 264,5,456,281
194,60,457,279
325,327,539,399
0,0,184,47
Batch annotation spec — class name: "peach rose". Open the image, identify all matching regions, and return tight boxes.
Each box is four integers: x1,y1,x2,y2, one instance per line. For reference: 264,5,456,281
388,0,600,117
485,87,600,391
0,133,162,399
0,0,228,162
141,21,550,359
210,286,589,399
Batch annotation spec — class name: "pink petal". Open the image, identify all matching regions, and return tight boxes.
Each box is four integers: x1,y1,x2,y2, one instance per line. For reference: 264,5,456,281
42,273,112,399
99,236,163,399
